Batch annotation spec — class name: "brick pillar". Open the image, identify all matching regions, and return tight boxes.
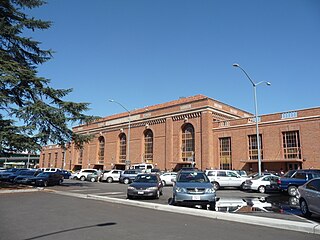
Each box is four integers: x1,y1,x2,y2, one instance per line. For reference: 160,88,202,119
201,111,213,170
165,117,173,171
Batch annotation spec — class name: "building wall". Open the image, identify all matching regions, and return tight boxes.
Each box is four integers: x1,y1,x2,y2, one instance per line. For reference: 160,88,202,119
212,108,320,172
40,95,320,173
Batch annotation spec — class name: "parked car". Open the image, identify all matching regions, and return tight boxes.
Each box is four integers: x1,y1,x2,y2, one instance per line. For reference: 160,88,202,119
30,172,64,187
13,170,40,184
39,168,61,172
127,173,163,199
298,178,320,217
119,169,142,184
278,169,320,196
235,170,248,177
243,175,280,193
74,169,98,181
247,171,278,178
265,181,281,192
60,170,72,179
101,169,122,183
86,172,100,182
172,170,216,210
160,172,177,186
205,169,249,190
130,163,154,173
0,168,30,182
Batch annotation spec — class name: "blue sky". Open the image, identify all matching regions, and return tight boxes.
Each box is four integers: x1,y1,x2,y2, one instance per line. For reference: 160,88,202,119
28,0,320,120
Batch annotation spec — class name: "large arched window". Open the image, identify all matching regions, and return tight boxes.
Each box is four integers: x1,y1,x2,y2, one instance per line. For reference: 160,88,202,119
144,130,153,163
119,133,127,163
98,136,105,163
182,124,195,162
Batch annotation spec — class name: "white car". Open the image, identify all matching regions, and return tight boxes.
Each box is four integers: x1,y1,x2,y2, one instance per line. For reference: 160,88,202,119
205,169,249,190
74,169,98,181
101,169,122,183
160,172,177,186
243,175,280,193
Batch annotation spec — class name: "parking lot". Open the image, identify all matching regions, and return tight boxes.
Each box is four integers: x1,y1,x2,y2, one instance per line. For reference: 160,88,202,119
47,179,320,223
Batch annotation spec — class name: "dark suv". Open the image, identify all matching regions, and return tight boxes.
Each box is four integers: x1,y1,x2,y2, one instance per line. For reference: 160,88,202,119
278,169,320,196
119,169,142,184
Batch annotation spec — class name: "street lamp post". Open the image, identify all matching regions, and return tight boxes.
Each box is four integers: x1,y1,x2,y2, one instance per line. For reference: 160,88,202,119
109,99,131,169
233,63,271,176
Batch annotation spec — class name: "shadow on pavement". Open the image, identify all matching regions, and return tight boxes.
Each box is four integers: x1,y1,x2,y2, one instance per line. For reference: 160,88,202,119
24,222,117,240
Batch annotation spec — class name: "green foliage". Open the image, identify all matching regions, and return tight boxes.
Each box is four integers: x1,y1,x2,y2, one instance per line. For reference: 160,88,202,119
0,0,97,154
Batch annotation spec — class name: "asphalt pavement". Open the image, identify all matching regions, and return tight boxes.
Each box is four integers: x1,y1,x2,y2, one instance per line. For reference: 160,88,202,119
0,191,319,240
0,179,319,236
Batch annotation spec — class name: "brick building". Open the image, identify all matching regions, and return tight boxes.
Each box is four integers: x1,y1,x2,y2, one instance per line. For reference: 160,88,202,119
40,95,320,173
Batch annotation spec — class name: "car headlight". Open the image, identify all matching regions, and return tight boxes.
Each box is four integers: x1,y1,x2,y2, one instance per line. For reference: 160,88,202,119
147,187,158,191
127,186,136,190
205,188,215,193
175,187,187,193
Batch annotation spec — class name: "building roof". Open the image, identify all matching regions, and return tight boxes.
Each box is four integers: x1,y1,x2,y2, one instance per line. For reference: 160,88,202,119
73,94,253,132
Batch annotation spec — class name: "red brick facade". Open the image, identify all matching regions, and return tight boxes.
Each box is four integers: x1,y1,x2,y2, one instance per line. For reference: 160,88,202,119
40,95,320,173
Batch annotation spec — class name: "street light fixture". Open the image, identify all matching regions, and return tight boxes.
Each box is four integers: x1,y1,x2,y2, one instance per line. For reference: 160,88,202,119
109,99,131,169
233,63,271,176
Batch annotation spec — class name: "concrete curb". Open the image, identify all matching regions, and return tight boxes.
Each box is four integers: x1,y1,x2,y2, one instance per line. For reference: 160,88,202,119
54,190,320,235
0,188,47,194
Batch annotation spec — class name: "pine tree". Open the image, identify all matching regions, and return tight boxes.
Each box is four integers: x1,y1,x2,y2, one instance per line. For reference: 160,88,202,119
0,0,96,154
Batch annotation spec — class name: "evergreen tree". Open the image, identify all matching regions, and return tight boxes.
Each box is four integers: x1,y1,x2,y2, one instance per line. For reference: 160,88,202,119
0,0,96,154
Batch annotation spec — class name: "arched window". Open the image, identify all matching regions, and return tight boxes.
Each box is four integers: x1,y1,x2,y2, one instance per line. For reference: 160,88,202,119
144,130,153,163
119,133,126,163
182,124,195,162
98,136,105,163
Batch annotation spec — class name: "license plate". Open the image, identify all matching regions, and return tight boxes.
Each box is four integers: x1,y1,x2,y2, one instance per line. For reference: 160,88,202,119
138,191,144,195
192,195,200,200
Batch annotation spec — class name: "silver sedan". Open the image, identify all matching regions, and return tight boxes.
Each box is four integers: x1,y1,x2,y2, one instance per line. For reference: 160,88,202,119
298,177,320,217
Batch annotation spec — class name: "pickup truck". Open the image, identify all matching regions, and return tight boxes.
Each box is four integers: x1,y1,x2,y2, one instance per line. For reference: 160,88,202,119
277,169,320,196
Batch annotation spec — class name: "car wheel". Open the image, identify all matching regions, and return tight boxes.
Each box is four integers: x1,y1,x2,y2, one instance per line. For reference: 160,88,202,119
80,176,86,181
240,182,245,190
162,180,166,186
127,194,132,200
58,179,63,185
123,178,130,184
107,177,113,183
300,199,312,217
288,186,298,196
90,177,95,182
43,181,48,187
213,182,220,190
258,185,266,193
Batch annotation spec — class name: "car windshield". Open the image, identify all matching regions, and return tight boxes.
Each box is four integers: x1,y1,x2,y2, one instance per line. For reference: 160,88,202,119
177,172,209,183
134,175,158,183
283,170,296,178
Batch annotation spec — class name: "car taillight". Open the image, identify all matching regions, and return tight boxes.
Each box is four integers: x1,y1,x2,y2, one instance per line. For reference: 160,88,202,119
277,179,281,185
